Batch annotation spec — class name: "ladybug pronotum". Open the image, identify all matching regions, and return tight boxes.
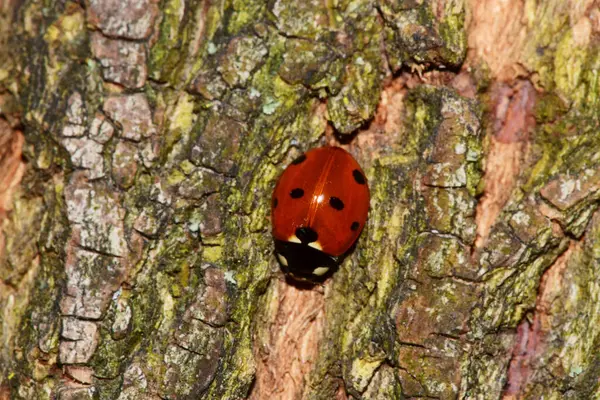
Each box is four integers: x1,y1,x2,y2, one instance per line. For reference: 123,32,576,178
271,146,370,281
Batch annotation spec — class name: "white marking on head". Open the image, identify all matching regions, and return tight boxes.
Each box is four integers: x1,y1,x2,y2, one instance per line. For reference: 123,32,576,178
277,253,289,267
288,235,301,243
312,266,329,276
315,194,324,204
308,241,322,251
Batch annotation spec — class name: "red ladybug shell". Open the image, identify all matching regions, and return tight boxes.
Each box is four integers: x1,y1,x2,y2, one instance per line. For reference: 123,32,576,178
271,146,370,259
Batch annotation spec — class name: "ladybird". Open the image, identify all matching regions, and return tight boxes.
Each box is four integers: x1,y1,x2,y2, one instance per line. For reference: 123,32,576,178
271,146,370,281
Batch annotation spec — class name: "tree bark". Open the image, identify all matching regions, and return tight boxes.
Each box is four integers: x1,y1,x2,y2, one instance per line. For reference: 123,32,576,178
1,0,600,399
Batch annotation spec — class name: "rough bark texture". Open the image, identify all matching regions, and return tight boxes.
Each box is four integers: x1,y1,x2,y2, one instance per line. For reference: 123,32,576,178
1,0,600,399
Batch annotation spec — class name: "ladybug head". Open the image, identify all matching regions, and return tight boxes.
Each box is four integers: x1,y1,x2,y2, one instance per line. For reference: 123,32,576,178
274,239,339,283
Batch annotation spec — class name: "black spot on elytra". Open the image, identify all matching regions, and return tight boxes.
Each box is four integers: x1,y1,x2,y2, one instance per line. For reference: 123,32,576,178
273,198,278,208
290,188,304,198
329,196,344,211
295,227,318,244
353,169,366,185
291,154,307,165
351,221,360,231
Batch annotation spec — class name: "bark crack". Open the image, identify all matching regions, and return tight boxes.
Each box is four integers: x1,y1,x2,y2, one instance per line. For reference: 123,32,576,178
501,240,578,398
